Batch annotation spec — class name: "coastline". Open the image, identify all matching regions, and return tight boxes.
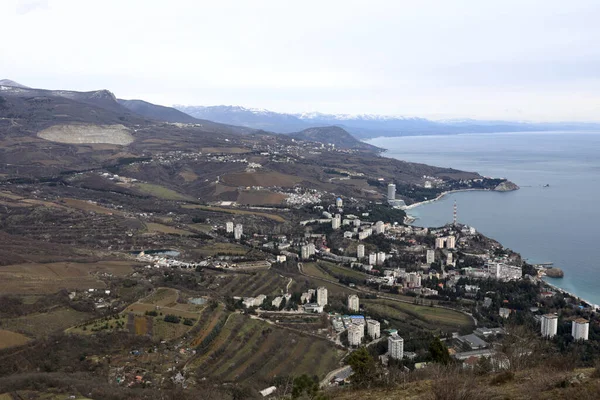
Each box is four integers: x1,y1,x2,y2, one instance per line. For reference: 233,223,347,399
404,188,489,211
403,187,599,310
542,279,599,311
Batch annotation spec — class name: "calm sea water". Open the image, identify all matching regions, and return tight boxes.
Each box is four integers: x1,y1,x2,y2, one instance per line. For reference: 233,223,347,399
368,132,600,305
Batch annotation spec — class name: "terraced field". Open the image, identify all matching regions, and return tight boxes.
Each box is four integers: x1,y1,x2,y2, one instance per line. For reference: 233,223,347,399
362,299,474,333
191,313,343,385
317,261,369,280
215,270,291,297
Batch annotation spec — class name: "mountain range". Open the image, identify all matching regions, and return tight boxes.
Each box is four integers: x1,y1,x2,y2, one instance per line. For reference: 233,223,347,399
175,105,600,139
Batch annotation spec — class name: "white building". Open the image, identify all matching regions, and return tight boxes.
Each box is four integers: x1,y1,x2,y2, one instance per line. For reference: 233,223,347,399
376,252,386,265
336,197,343,207
358,228,372,240
426,249,435,264
348,294,360,312
435,236,456,249
303,303,323,313
374,221,385,234
388,333,404,360
225,221,234,233
276,255,287,263
572,318,589,341
234,224,243,240
387,183,396,201
447,236,456,249
367,319,381,339
368,253,377,266
348,324,364,346
301,243,316,260
493,263,522,281
406,272,421,288
541,313,558,338
332,215,341,230
446,252,454,266
316,286,328,306
357,244,365,259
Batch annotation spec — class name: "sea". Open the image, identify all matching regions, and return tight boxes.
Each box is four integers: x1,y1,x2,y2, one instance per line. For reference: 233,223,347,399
367,132,600,306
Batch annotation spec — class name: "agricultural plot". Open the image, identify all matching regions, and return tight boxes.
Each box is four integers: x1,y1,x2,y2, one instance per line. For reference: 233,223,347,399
362,299,473,332
236,190,287,206
71,288,204,341
3,308,93,338
318,261,368,280
0,329,31,349
182,205,286,223
145,222,195,236
191,242,250,257
134,183,195,201
215,270,290,297
221,171,302,188
0,261,135,294
191,313,343,385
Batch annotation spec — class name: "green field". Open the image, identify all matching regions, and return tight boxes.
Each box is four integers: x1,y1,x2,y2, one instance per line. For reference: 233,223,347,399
2,308,93,338
190,313,343,384
135,183,195,201
362,299,473,332
318,261,368,280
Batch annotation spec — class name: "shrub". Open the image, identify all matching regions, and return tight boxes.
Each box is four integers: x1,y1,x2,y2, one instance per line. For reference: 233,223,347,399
164,314,181,324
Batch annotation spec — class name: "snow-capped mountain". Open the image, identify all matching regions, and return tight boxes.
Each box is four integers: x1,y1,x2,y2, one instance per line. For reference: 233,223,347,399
173,105,600,139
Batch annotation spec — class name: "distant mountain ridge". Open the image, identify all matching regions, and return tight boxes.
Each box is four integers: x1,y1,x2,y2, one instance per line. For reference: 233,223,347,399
286,126,381,152
118,99,200,124
174,105,600,139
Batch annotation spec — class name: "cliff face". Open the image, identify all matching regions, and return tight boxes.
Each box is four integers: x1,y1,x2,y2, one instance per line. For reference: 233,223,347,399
494,180,520,192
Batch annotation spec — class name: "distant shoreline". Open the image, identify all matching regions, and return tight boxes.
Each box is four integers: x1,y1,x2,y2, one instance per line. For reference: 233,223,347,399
404,188,488,211
542,279,599,310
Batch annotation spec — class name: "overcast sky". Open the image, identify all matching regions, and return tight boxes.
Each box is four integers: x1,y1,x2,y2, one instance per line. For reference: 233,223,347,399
2,0,600,121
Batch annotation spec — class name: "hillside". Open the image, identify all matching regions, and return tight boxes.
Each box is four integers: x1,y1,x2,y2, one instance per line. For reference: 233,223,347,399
287,126,381,152
118,99,200,123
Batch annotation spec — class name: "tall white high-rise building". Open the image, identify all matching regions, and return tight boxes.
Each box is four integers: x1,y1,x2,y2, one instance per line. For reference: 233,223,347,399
447,252,454,265
368,253,377,266
572,318,589,341
348,294,359,312
332,214,341,230
374,221,385,234
388,333,404,360
234,224,243,240
367,319,380,339
426,249,435,264
541,313,558,338
316,286,328,306
447,236,456,249
348,324,364,346
387,183,396,201
225,221,234,233
376,252,386,265
357,244,365,259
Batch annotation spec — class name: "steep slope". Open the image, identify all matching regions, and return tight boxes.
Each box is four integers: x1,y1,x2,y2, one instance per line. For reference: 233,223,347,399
118,99,200,123
287,126,381,152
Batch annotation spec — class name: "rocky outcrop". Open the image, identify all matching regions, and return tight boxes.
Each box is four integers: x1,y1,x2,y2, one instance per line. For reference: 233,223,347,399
494,180,520,192
546,267,564,278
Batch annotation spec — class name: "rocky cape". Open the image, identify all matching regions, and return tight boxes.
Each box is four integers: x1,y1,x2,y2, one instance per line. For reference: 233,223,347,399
494,181,520,192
